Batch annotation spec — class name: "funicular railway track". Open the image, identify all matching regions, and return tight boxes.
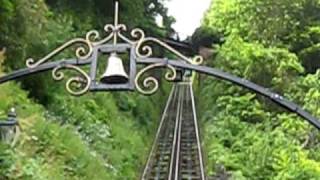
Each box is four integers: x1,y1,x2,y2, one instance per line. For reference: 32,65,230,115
142,83,205,180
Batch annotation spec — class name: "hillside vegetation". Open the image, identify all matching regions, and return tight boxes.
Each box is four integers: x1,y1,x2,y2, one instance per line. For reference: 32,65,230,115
2,0,320,179
199,0,320,179
0,0,172,179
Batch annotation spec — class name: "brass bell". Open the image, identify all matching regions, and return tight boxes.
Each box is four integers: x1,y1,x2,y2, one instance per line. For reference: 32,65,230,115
100,53,129,84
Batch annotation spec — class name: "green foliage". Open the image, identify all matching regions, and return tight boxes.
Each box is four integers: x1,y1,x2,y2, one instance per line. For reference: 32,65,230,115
0,72,162,179
204,0,319,45
0,143,14,178
0,49,5,73
0,0,172,103
191,27,223,51
203,0,320,73
200,0,320,179
215,35,304,91
48,91,161,178
0,0,172,179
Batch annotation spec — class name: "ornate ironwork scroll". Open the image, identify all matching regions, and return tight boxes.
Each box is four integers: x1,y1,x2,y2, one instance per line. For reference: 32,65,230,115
135,63,177,95
52,65,91,96
23,0,203,96
131,31,203,94
135,37,203,65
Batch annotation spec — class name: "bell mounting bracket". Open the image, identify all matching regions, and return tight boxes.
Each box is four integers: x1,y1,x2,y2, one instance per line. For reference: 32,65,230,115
89,43,137,91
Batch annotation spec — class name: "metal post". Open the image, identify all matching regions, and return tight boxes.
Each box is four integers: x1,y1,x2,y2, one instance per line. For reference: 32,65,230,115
0,108,19,145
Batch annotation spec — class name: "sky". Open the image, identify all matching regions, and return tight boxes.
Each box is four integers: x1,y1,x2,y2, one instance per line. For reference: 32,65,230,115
163,0,212,39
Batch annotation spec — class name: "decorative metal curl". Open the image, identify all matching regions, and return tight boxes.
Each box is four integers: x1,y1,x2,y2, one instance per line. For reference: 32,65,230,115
52,65,91,96
192,56,204,65
25,15,203,69
117,27,146,44
26,38,93,68
86,24,115,46
26,24,117,68
135,37,203,65
135,63,177,95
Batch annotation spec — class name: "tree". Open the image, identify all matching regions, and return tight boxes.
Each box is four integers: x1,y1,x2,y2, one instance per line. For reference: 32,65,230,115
200,0,320,178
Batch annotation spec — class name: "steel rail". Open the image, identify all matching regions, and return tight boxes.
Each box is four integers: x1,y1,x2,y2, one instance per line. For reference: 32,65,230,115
142,83,206,180
141,85,176,179
142,85,181,179
173,84,184,180
169,84,183,179
189,82,206,180
174,83,205,180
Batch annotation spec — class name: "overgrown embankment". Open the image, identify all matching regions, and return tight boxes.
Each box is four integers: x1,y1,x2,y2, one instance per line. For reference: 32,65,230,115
0,0,173,179
0,51,166,179
197,0,320,179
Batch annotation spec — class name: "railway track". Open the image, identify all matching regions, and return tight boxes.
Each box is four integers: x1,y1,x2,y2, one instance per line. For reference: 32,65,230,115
142,82,205,180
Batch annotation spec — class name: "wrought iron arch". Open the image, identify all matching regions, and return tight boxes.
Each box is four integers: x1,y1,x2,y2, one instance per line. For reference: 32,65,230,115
0,0,319,130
